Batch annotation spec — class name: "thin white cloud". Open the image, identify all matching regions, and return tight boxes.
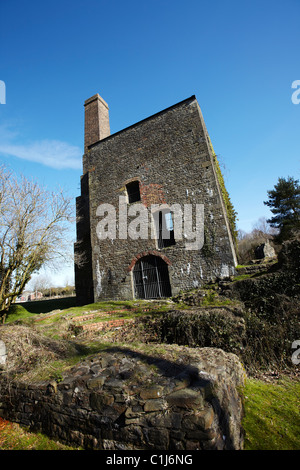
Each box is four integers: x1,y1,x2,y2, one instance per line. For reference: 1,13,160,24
0,124,82,170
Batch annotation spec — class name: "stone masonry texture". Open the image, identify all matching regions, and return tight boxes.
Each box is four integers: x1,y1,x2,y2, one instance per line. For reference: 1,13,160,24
75,95,237,304
0,346,245,450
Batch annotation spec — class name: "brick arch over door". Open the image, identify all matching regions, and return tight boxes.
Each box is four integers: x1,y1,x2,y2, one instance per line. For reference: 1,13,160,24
130,253,172,299
127,250,172,273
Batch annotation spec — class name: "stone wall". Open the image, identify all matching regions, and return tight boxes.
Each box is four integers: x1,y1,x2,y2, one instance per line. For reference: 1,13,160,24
75,95,237,304
0,345,245,450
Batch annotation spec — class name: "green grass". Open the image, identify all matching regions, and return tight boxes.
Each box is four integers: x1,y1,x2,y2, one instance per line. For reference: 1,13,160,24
233,271,273,282
19,296,77,313
0,418,81,450
5,304,36,323
200,291,234,307
3,297,300,450
6,298,173,326
243,377,300,450
6,297,77,322
233,274,253,281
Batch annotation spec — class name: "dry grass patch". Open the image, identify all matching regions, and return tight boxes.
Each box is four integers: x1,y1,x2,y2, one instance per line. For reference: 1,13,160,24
0,324,80,381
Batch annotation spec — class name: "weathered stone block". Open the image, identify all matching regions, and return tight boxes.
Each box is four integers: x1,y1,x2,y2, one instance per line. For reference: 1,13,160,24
87,376,106,389
166,388,204,409
182,406,215,431
140,385,164,399
143,399,166,412
90,392,114,410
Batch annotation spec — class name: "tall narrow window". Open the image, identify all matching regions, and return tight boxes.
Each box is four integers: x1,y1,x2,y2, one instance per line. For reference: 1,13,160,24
133,255,172,299
157,210,176,248
126,181,141,203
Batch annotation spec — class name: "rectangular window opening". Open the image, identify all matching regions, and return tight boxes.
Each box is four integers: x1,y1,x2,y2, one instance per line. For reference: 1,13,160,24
126,181,141,204
157,211,176,249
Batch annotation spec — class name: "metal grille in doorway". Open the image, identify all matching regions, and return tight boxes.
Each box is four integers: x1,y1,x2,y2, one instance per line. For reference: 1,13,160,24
133,255,172,299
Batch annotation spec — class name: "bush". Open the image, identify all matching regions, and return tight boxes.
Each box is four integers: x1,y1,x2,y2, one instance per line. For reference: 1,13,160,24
225,234,300,372
153,308,246,356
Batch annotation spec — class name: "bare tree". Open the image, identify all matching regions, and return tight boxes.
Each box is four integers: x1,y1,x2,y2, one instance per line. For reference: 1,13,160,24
0,166,73,322
237,217,278,265
27,273,52,295
252,216,279,239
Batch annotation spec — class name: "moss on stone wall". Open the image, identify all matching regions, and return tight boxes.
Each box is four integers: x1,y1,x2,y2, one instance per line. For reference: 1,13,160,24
208,137,238,247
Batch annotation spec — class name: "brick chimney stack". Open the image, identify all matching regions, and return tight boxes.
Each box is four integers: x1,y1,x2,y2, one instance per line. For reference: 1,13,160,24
84,94,110,152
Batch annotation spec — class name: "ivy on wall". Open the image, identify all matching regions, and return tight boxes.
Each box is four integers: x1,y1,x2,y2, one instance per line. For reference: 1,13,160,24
208,137,238,247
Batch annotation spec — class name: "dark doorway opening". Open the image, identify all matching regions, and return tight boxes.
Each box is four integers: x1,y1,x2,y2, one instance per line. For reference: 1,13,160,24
133,255,172,299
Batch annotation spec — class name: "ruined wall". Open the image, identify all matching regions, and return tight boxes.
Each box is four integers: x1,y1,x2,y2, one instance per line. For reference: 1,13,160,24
0,346,245,450
76,96,237,302
74,173,94,305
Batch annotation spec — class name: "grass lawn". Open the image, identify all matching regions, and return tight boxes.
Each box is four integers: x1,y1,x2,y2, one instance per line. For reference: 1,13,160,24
8,296,77,318
6,297,174,322
0,418,79,450
243,377,300,450
1,298,299,450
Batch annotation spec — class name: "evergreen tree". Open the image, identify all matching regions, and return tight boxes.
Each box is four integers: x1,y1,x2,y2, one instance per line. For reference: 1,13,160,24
264,176,300,241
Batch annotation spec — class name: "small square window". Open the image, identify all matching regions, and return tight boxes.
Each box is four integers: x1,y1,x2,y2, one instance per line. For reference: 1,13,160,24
126,181,141,203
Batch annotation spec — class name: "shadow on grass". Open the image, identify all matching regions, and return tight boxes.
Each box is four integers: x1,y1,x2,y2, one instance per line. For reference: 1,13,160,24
12,297,77,314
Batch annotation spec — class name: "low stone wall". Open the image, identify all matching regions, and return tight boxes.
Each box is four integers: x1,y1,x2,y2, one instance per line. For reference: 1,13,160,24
0,345,246,450
71,318,135,335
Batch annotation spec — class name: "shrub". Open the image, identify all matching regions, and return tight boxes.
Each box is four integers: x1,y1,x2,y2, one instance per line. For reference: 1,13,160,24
153,308,246,356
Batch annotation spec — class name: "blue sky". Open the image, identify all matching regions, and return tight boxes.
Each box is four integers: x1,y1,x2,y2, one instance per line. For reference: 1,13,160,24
1,0,300,285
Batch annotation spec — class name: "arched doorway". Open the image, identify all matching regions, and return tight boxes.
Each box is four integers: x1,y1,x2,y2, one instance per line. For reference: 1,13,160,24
133,255,172,299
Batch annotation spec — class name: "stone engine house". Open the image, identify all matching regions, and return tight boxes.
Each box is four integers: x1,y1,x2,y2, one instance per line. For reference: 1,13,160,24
75,94,237,305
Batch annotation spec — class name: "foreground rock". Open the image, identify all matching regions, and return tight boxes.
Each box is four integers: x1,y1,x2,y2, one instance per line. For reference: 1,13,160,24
0,344,245,450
